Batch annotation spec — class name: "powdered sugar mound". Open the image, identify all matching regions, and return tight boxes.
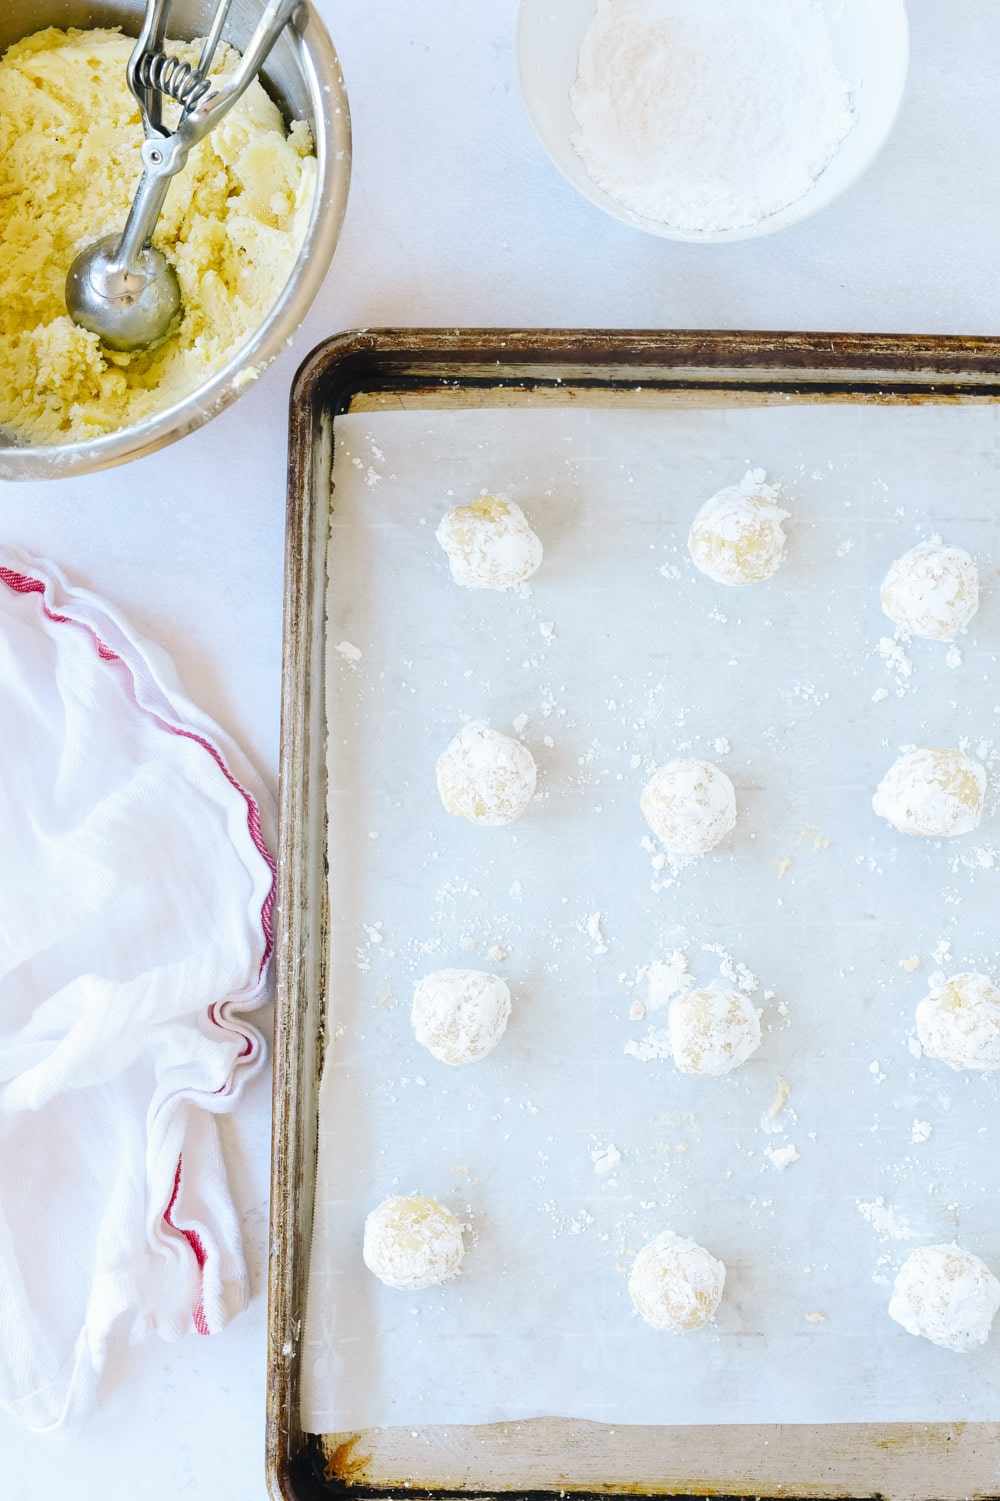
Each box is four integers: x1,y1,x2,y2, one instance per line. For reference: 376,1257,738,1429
410,968,511,1066
363,1195,465,1290
569,0,856,233
628,1230,725,1331
915,972,1000,1072
436,495,542,589
436,721,537,825
688,471,790,586
872,747,985,837
641,757,736,855
881,542,979,642
668,987,762,1075
889,1244,1000,1353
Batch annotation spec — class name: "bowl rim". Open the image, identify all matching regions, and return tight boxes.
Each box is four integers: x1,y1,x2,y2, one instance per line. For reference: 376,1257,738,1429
515,0,911,245
0,2,352,481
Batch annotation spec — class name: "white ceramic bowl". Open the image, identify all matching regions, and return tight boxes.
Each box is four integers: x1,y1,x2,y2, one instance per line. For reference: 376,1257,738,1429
516,0,909,243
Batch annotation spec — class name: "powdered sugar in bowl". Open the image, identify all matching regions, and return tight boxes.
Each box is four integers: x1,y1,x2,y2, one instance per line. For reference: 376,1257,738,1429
516,0,909,242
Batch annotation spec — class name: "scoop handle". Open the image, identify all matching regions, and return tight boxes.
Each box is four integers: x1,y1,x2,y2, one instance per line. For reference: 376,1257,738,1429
113,141,176,278
181,0,304,144
115,0,303,277
127,0,174,134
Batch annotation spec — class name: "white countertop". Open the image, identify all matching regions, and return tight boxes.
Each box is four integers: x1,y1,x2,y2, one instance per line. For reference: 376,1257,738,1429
1,1,997,1494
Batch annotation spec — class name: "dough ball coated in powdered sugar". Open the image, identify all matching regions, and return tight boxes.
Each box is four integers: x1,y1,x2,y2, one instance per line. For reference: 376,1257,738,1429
889,1244,1000,1353
436,495,542,589
436,721,537,826
872,747,985,838
881,542,979,642
362,1195,465,1290
411,968,511,1066
668,987,761,1076
916,972,1000,1072
628,1230,726,1332
640,758,736,856
688,470,790,586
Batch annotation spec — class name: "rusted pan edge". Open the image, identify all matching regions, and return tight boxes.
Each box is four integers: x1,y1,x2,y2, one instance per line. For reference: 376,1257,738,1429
312,1418,1000,1501
268,369,333,1501
288,328,1000,412
267,328,1000,1501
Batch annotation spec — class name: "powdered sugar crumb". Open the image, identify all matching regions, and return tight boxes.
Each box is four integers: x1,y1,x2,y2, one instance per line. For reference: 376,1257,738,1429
856,1197,918,1243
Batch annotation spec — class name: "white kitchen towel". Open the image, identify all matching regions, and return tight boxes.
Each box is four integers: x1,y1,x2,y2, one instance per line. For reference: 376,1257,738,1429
0,547,275,1433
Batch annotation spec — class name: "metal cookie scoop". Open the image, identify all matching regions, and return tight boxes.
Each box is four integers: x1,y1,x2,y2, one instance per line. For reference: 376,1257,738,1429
66,0,302,354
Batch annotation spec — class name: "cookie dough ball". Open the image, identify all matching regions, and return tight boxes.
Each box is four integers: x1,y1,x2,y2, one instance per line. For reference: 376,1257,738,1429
363,1195,465,1290
872,747,985,837
436,495,542,589
411,968,511,1065
641,758,736,856
628,1230,726,1332
668,988,761,1076
436,721,537,826
888,1244,1000,1353
916,972,1000,1072
688,471,790,586
881,542,979,642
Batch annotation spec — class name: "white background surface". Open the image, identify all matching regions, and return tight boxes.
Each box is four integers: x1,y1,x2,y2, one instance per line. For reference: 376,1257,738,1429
1,0,998,1494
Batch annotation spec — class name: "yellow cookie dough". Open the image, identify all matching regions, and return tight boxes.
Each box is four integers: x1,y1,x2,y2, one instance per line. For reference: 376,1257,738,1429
0,27,316,446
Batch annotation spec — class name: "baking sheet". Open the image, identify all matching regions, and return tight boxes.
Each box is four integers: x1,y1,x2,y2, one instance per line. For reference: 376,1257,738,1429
300,400,1000,1433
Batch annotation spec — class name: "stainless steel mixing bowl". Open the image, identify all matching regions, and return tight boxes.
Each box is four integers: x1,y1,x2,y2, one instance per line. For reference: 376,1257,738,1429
0,0,351,480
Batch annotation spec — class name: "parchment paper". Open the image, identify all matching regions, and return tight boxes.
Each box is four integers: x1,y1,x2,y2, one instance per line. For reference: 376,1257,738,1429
301,401,1000,1432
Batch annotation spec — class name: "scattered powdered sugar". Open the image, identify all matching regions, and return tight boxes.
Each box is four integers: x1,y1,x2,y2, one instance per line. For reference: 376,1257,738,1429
856,1197,919,1244
335,640,362,664
591,1142,622,1175
317,403,1000,1431
878,634,913,684
624,1028,672,1064
569,0,856,233
586,912,609,955
703,943,758,995
646,951,692,1010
